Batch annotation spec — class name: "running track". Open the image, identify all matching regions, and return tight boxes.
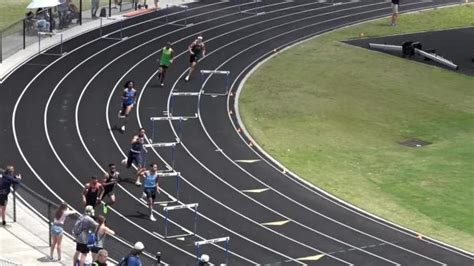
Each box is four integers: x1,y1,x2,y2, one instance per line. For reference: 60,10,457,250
1,0,473,264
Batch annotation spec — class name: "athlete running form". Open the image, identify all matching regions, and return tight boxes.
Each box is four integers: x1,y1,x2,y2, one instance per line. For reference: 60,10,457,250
100,163,120,213
157,42,174,87
122,128,147,186
185,35,206,81
141,163,160,221
82,176,104,209
118,81,137,133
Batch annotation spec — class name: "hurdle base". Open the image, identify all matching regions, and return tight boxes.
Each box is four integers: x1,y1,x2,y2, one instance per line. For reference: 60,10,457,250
203,91,229,97
164,233,194,239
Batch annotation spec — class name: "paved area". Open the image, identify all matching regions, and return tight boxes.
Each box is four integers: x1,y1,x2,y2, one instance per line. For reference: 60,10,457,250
0,193,75,265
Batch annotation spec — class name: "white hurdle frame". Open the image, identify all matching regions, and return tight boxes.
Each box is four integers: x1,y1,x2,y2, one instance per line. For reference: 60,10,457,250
200,70,231,97
99,17,127,41
144,142,179,168
195,237,230,264
163,203,198,239
238,0,265,15
38,32,65,56
166,4,192,27
169,92,200,119
157,170,181,202
149,116,187,143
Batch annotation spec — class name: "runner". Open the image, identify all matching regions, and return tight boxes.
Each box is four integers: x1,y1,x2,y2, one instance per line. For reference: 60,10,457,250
157,42,174,87
82,176,104,210
391,0,400,26
118,81,137,133
100,163,120,214
121,128,147,186
141,163,159,221
185,35,206,81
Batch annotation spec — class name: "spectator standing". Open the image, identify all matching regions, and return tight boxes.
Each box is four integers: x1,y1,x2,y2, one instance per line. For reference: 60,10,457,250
118,81,137,133
91,215,115,261
58,0,69,28
92,249,109,266
91,0,100,18
82,176,104,209
391,0,400,26
50,202,75,261
121,242,144,266
185,35,206,81
73,205,99,266
157,42,174,87
121,128,147,186
0,166,22,226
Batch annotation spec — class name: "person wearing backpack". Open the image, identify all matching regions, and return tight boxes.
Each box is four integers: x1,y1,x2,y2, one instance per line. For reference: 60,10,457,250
73,205,98,266
119,242,144,266
91,215,115,261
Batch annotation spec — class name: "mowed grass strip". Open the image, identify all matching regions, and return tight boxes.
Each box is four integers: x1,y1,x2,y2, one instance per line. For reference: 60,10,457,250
240,4,474,251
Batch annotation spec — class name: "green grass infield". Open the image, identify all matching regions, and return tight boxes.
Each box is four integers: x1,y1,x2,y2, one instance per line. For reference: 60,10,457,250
240,4,474,251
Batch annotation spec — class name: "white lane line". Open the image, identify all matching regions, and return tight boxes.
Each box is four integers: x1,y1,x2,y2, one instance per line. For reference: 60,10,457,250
166,0,457,264
230,1,474,262
10,2,256,264
163,1,406,265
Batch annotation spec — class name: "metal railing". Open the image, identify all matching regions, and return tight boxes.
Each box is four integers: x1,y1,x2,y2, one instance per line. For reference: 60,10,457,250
0,0,134,64
11,182,161,264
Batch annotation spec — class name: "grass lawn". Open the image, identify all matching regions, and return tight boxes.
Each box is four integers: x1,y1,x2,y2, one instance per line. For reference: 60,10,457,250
240,4,474,251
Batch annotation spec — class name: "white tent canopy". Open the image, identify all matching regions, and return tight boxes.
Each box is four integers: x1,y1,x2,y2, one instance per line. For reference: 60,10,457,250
27,0,61,9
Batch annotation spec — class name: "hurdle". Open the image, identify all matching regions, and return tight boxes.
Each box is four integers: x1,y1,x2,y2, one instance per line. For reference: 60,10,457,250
37,32,65,56
169,92,200,119
157,170,181,201
200,70,231,97
149,116,187,143
238,0,265,16
166,4,192,27
195,237,230,264
163,203,198,239
144,142,179,169
99,17,127,41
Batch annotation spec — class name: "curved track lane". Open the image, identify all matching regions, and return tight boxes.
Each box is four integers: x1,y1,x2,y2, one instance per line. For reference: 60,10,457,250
1,0,473,264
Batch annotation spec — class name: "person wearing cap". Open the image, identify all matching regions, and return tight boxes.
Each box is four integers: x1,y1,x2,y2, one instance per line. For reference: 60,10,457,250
157,42,174,87
198,254,210,265
185,35,206,81
73,205,99,266
122,241,144,266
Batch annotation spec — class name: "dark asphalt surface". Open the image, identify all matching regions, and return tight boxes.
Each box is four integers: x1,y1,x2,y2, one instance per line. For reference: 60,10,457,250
1,0,473,264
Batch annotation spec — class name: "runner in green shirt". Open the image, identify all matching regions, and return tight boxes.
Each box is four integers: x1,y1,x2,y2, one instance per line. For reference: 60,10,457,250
157,42,174,87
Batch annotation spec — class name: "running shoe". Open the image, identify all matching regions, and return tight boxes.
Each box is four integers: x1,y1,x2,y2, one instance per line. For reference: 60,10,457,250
160,83,164,87
135,180,142,186
121,158,127,165
118,110,125,118
120,125,126,132
184,76,189,82
150,214,156,221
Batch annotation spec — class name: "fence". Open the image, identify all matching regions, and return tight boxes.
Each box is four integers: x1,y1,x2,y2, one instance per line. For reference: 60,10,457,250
0,0,137,64
10,183,160,265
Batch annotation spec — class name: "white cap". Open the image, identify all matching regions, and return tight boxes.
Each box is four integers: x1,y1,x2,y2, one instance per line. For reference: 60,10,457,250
84,205,95,216
134,241,145,251
197,36,203,40
199,254,209,262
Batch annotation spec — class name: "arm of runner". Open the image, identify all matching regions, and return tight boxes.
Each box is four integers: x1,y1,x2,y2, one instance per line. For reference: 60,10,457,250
97,184,105,202
202,44,206,57
82,185,89,204
188,42,195,55
105,226,115,236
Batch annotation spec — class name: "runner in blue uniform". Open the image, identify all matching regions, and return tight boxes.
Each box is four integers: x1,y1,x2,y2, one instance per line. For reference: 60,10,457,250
142,163,159,221
118,81,137,132
122,128,147,186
